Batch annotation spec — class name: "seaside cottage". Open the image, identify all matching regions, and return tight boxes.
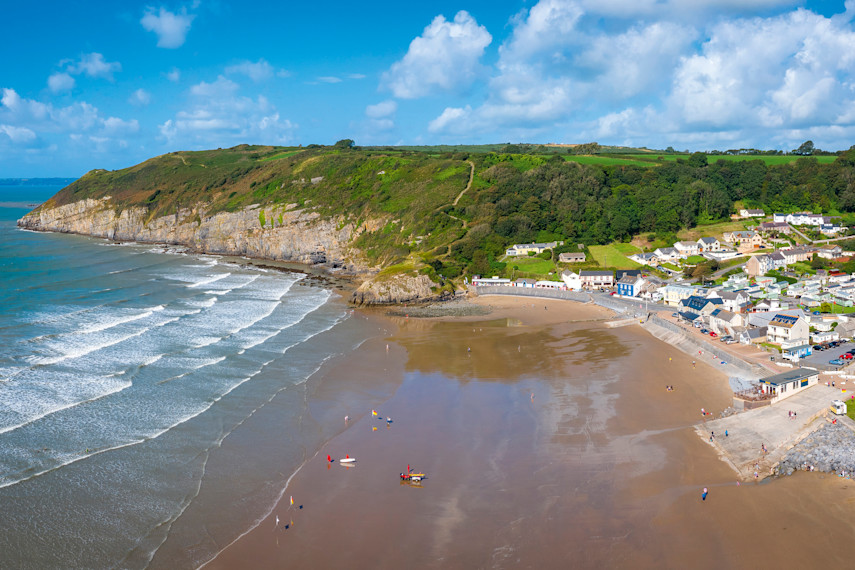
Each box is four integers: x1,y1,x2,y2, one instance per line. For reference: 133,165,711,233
674,241,701,256
514,278,537,288
579,270,614,289
558,252,586,263
758,368,820,403
766,313,809,345
616,274,645,297
629,252,658,265
561,270,583,290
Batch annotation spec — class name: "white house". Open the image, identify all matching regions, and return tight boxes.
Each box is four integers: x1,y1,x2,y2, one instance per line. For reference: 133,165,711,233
505,241,562,256
560,270,582,291
629,252,658,265
579,270,614,289
674,241,701,256
739,208,765,218
697,237,721,251
654,247,680,262
767,313,810,345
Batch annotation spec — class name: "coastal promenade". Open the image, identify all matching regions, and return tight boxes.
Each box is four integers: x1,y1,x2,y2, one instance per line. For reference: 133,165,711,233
700,383,843,480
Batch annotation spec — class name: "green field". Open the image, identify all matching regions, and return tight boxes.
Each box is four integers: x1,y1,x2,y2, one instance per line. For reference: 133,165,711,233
658,154,837,165
564,155,656,167
588,245,642,269
506,257,557,275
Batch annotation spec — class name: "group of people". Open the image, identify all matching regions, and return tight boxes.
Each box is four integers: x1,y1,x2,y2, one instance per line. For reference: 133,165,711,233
788,410,798,420
666,385,675,392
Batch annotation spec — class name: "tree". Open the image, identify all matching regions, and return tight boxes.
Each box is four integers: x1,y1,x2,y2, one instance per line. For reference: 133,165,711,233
794,140,815,156
688,152,708,168
334,139,355,149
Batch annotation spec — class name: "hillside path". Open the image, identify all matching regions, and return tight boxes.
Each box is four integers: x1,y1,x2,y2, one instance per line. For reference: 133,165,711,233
452,160,475,207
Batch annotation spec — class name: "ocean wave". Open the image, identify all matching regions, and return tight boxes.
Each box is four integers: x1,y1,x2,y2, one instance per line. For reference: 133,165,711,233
186,273,231,289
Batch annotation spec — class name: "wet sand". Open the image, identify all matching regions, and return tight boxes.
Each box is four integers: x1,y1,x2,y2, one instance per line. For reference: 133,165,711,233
208,297,855,569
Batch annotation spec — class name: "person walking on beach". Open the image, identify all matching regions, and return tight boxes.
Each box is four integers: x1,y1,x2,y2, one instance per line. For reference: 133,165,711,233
702,487,708,501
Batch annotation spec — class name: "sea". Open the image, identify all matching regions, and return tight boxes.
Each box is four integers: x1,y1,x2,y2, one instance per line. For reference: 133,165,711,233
0,181,383,568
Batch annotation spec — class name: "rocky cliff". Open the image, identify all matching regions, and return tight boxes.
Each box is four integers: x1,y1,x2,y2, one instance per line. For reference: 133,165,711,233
18,198,440,305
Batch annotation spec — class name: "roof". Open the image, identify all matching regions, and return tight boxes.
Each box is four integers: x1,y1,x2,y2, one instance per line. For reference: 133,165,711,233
579,270,614,277
760,368,819,386
698,237,718,243
618,275,638,285
678,311,701,322
770,314,801,328
676,240,699,247
615,269,642,279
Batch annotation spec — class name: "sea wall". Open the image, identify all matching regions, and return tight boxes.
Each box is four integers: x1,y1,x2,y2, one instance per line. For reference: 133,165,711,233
775,420,855,476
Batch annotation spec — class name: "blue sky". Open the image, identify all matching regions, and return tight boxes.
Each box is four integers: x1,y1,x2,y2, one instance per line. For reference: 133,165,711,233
1,0,854,176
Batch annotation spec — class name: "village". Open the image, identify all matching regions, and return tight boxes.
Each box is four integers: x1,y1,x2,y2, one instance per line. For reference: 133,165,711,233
474,209,855,414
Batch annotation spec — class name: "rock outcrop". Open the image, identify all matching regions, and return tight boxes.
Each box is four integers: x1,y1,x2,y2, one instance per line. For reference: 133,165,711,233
350,274,437,306
18,198,441,304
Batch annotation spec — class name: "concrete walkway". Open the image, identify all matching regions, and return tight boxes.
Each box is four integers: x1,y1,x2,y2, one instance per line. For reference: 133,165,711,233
697,383,847,479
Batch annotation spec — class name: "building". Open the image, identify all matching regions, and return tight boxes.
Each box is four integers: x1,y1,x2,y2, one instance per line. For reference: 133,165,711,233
759,221,791,234
767,313,809,345
629,252,658,265
653,247,680,262
820,223,844,236
758,368,819,402
505,241,562,256
534,280,564,289
560,270,582,290
746,254,775,277
661,284,696,307
773,212,828,226
709,290,751,312
514,278,537,288
697,237,721,251
472,276,512,286
817,245,843,259
740,208,766,218
558,252,586,263
723,230,763,252
709,308,744,334
579,270,614,289
674,241,700,256
780,247,814,264
680,295,724,316
616,274,645,297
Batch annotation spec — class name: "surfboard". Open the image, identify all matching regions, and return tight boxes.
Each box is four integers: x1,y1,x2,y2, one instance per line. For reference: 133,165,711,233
340,458,356,463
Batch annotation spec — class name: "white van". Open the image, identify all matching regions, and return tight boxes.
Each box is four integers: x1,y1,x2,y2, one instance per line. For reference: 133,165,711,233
831,399,847,415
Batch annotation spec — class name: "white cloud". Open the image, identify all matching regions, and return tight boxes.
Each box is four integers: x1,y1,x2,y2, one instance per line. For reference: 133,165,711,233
190,76,239,98
48,73,75,93
381,10,492,98
347,73,367,80
67,53,121,80
365,100,397,118
166,68,181,82
317,76,342,84
0,88,139,151
128,88,151,106
0,124,37,143
141,6,196,48
159,83,295,147
225,59,277,82
428,106,471,133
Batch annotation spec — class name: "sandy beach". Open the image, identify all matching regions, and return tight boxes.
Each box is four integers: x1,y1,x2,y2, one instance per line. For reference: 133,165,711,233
207,296,855,569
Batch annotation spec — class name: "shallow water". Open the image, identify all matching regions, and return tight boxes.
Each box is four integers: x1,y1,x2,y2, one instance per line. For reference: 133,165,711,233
0,186,381,568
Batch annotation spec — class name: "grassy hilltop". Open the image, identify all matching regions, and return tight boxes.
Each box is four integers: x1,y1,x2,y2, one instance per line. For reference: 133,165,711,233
42,141,855,285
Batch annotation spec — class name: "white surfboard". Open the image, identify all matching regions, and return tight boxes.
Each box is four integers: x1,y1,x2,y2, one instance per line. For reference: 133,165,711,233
340,458,356,463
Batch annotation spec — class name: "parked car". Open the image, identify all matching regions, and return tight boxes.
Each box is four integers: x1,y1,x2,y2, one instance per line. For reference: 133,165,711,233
700,328,709,335
830,358,846,365
672,313,679,318
725,338,737,344
709,332,718,338
719,335,732,343
843,353,853,360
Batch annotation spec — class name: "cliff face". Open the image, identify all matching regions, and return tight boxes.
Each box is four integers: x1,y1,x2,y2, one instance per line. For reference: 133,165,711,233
18,198,440,304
